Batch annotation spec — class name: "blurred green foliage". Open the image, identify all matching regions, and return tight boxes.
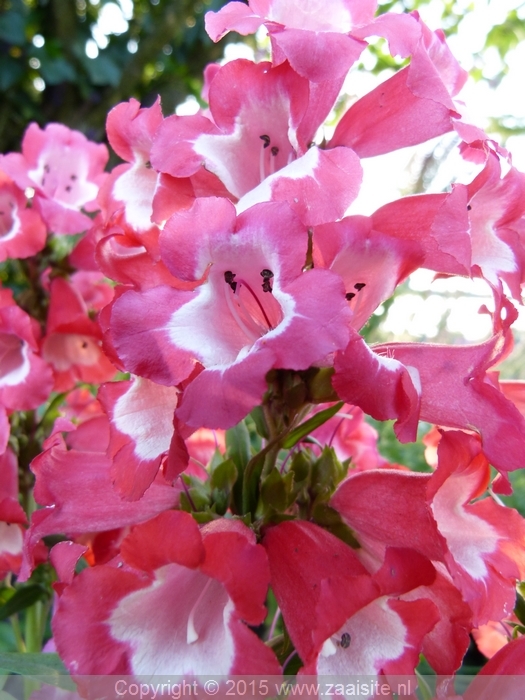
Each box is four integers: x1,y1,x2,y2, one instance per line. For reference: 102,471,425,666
0,0,235,153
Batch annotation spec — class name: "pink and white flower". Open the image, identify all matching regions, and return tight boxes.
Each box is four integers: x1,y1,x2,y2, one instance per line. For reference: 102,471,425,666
42,277,116,391
53,512,280,680
205,0,375,83
0,171,46,261
110,198,352,428
0,288,53,411
0,123,108,235
151,60,361,225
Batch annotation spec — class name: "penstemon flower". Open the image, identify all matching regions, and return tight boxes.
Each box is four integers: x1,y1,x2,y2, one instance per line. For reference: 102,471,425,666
2,0,525,693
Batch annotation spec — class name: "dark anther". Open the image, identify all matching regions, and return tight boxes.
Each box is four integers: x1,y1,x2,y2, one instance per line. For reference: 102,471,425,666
271,146,279,156
70,174,77,180
81,341,88,349
260,134,271,149
145,161,152,168
224,270,237,292
467,204,472,211
354,283,366,291
44,164,50,173
261,269,274,293
65,185,72,192
345,292,356,301
340,633,351,649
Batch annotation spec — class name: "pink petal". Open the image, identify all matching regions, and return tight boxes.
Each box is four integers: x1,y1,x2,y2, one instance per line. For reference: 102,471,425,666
100,378,179,500
381,337,525,473
329,67,454,156
331,470,444,561
205,2,264,41
270,28,365,83
237,146,363,226
333,332,420,443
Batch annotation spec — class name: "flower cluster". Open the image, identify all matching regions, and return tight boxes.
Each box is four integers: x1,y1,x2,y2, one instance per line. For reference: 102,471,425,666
1,0,525,694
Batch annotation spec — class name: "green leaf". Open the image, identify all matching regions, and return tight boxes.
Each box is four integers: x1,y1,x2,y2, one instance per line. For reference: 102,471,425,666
0,56,24,91
225,420,251,471
259,467,295,514
210,458,238,515
0,11,26,45
0,587,48,623
179,474,211,512
514,587,525,627
249,406,269,439
311,503,360,548
242,450,266,516
282,402,344,449
83,54,121,86
310,446,348,501
0,653,74,688
39,57,76,85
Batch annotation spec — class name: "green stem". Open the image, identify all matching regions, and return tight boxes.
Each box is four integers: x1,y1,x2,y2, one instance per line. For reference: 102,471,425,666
24,600,46,653
9,615,26,653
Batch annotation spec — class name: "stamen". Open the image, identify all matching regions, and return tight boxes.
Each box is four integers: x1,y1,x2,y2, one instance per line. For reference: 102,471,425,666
354,283,366,291
259,143,266,183
235,278,274,330
271,146,279,156
224,282,259,342
345,292,355,300
259,134,271,148
224,270,237,292
261,269,274,294
340,632,351,648
187,578,213,645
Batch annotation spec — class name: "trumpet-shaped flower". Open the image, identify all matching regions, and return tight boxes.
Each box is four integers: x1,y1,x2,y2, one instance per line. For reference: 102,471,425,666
205,0,375,83
110,198,352,428
0,123,107,235
0,172,46,261
53,512,280,680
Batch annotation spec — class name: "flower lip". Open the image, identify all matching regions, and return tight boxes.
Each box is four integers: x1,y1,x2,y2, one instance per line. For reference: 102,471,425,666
0,193,19,241
0,333,29,387
167,260,288,369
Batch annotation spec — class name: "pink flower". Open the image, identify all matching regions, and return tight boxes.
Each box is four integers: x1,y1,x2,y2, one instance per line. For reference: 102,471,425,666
465,152,525,300
110,198,352,428
310,403,391,471
205,0,375,83
98,98,194,231
0,287,53,411
53,512,280,679
331,430,525,628
264,520,438,679
151,60,361,226
42,277,116,391
0,171,46,260
99,376,185,500
0,447,26,578
0,123,108,235
19,413,180,581
464,636,525,699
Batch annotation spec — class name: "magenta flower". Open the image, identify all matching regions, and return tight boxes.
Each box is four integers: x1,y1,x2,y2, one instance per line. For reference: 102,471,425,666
205,0,375,83
0,288,53,411
151,59,362,226
110,197,352,428
0,123,108,235
0,172,46,261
